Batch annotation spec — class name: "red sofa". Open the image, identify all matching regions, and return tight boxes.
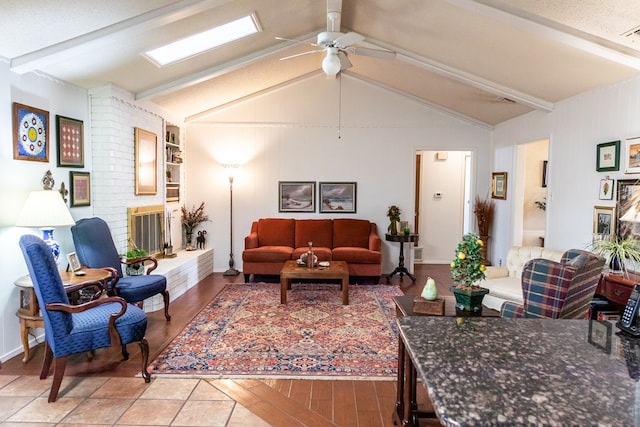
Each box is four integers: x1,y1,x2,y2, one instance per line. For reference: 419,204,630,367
242,218,382,281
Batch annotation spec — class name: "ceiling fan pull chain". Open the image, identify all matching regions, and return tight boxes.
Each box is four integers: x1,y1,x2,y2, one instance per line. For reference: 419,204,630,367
338,74,342,140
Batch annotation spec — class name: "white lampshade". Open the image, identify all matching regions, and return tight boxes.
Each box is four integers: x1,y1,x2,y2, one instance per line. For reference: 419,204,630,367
16,190,75,262
16,190,75,227
322,49,341,76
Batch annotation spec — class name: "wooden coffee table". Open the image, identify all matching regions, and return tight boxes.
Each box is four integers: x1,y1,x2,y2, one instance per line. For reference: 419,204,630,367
280,260,349,305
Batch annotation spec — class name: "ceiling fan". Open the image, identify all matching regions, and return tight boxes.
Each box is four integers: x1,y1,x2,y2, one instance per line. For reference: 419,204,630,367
276,0,396,78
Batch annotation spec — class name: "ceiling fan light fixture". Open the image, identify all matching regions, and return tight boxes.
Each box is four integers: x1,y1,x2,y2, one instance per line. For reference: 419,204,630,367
322,49,341,75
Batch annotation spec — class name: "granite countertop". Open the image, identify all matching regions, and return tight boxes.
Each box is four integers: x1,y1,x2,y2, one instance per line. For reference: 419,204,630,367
397,317,637,426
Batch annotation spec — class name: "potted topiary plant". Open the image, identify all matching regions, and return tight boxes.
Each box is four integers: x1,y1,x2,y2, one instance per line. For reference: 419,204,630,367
450,232,488,311
122,246,148,276
387,205,401,235
589,234,640,276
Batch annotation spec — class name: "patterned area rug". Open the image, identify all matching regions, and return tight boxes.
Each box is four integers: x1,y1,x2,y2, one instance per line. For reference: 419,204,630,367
149,283,402,379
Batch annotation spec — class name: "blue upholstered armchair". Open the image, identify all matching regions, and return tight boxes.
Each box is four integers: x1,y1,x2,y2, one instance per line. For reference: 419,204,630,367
501,249,605,319
19,234,151,402
71,217,171,321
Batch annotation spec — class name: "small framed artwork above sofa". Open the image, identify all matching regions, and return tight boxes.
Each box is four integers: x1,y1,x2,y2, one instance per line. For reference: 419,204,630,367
279,181,315,212
319,182,356,213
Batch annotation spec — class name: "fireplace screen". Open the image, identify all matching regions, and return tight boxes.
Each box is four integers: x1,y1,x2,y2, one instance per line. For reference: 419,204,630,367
127,205,164,257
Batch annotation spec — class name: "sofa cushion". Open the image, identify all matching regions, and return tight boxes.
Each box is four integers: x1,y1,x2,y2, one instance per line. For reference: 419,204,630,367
332,219,370,248
332,247,381,264
243,246,293,263
257,218,295,247
295,219,333,249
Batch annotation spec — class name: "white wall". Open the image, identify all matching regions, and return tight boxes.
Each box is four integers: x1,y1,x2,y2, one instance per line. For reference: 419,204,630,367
184,74,492,274
0,61,90,361
492,74,640,265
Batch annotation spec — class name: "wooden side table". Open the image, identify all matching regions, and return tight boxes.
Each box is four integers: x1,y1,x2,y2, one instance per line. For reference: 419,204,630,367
385,233,419,282
14,268,112,363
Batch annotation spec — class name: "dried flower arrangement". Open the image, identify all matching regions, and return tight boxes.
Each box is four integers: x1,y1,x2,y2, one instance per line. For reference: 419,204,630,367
473,195,495,236
181,202,209,234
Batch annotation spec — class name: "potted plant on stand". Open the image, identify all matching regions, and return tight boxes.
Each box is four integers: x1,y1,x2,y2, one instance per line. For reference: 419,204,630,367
473,195,494,265
121,242,149,276
589,234,640,276
387,205,401,235
450,232,488,311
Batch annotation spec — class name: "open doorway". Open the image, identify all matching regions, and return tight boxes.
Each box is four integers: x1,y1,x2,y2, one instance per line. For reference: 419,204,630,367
513,139,549,246
414,150,472,264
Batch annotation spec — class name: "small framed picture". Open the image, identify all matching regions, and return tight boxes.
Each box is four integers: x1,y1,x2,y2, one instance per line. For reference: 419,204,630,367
56,115,84,167
625,137,640,174
593,205,615,235
279,181,315,212
596,140,620,172
599,178,614,200
70,171,91,207
13,102,49,162
319,182,357,213
588,319,612,354
67,252,82,272
491,172,507,200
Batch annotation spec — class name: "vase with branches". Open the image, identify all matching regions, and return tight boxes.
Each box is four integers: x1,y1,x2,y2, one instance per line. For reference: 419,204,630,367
473,195,495,265
181,202,209,250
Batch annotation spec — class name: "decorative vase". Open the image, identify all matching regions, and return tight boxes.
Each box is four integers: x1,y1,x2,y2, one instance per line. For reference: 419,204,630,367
185,231,195,250
388,220,398,235
126,262,145,276
450,285,489,312
609,256,622,274
479,234,490,265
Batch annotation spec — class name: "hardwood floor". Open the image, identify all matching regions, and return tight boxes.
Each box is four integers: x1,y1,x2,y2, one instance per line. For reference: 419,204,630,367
2,263,453,426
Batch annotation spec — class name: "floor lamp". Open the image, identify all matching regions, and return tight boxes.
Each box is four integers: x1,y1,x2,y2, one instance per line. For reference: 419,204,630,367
223,164,240,276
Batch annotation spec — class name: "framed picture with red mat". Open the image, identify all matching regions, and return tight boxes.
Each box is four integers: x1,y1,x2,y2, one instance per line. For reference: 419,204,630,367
56,115,84,167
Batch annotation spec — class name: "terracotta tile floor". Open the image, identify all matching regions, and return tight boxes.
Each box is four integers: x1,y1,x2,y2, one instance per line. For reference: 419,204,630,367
0,375,271,426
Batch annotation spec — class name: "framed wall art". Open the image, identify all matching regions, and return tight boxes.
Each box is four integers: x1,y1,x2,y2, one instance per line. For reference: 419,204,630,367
319,182,357,213
596,140,620,172
625,137,640,174
56,115,84,167
616,179,640,239
70,171,91,207
491,172,507,200
599,178,614,200
593,205,615,235
134,127,157,195
279,181,315,212
13,102,49,162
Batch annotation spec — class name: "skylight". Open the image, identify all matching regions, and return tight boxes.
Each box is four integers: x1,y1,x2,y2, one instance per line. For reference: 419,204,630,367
145,14,260,66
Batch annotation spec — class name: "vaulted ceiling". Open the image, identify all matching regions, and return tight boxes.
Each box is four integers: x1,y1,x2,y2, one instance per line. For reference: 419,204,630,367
3,0,640,127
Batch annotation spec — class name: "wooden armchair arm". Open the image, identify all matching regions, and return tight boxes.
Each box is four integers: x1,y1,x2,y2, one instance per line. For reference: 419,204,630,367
46,296,128,346
121,256,159,274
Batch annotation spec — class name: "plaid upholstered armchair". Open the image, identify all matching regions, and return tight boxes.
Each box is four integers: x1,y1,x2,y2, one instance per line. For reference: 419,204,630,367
501,249,605,319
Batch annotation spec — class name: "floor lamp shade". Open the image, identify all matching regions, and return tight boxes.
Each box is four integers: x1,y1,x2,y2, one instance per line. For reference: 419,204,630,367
16,190,75,261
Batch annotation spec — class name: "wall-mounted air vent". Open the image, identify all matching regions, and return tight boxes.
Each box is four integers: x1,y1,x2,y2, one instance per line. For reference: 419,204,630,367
622,25,640,41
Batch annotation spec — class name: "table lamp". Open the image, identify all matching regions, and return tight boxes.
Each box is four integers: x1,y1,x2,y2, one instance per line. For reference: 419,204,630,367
16,189,76,261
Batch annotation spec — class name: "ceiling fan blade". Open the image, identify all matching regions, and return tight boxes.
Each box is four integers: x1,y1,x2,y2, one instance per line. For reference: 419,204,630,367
280,49,324,61
334,32,364,49
327,0,342,32
338,51,352,70
349,46,397,60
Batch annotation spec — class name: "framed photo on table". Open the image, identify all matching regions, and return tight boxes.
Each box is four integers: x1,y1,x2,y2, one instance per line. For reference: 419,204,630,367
13,102,49,162
56,115,84,167
491,172,507,200
596,140,620,172
70,171,91,207
67,252,81,272
319,182,357,213
279,181,315,212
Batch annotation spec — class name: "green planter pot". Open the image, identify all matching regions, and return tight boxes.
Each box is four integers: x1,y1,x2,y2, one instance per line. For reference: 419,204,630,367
450,285,489,312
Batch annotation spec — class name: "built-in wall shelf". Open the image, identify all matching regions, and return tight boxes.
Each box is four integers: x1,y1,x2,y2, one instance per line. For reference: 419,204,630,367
165,125,182,203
